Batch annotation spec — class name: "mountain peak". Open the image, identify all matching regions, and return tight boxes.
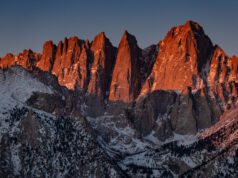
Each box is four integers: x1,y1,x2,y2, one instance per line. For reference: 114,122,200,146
87,32,115,100
91,32,111,50
120,30,137,47
1,21,237,104
109,30,141,103
122,30,134,38
184,20,202,30
139,21,213,95
123,30,129,35
96,31,106,38
164,20,206,43
43,40,54,47
37,40,56,71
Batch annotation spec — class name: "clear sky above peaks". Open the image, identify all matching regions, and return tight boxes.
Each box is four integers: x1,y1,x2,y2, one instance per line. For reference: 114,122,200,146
0,0,238,57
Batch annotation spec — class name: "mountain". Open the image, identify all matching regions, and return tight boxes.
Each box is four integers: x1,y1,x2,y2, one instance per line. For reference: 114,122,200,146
1,21,238,177
87,32,115,98
109,31,142,103
140,21,212,94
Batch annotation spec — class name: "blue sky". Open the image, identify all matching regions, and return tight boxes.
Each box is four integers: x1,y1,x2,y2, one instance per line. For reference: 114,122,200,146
0,0,238,57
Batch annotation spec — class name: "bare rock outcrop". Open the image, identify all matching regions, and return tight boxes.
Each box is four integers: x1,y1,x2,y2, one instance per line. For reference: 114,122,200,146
52,37,91,90
87,32,115,98
37,41,56,71
139,21,213,97
109,31,142,103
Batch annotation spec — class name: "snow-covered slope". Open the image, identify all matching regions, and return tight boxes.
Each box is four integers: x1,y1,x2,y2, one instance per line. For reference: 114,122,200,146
1,65,238,177
0,66,53,109
0,66,54,140
0,107,124,177
0,66,124,177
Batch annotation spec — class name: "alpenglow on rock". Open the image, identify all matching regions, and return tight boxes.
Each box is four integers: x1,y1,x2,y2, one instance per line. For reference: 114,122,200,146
139,21,213,97
0,20,238,106
51,37,91,90
87,32,115,98
1,20,238,177
109,31,142,103
36,40,56,72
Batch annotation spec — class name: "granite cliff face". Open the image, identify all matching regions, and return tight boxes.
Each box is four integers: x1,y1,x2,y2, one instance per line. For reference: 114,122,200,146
139,21,213,95
36,41,56,71
109,31,142,103
1,21,238,177
51,37,91,90
207,46,238,112
88,32,115,98
0,21,238,137
1,21,237,104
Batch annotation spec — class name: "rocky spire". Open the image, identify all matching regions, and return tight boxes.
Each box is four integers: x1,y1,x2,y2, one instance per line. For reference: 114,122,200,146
51,37,91,90
109,30,142,103
87,32,115,98
37,41,56,72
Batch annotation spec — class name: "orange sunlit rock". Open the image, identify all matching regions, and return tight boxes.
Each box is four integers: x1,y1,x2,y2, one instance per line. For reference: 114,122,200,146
109,31,142,103
37,41,56,71
87,32,115,98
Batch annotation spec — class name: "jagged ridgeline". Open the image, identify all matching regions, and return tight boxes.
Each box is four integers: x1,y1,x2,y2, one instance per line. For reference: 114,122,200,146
1,21,238,177
1,21,238,135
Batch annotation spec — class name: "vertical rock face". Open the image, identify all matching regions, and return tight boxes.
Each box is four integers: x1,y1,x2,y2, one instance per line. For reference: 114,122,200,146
51,37,91,90
37,41,56,72
207,46,238,112
208,46,229,85
133,90,177,139
170,92,197,135
87,32,115,98
109,31,142,103
140,44,159,83
1,21,238,138
139,21,213,97
50,41,63,77
208,46,238,85
229,56,238,82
